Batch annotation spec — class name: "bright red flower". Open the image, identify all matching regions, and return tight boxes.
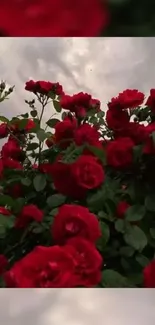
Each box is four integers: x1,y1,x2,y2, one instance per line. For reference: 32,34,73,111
71,154,105,190
46,136,55,148
60,92,100,118
54,117,77,148
4,245,77,288
0,0,109,37
116,201,130,219
0,123,9,138
25,119,36,131
143,259,155,288
15,204,44,228
52,204,101,244
108,89,144,110
49,159,87,199
74,123,100,146
106,137,134,168
106,108,130,132
25,80,64,96
65,237,103,287
1,139,22,159
3,158,23,170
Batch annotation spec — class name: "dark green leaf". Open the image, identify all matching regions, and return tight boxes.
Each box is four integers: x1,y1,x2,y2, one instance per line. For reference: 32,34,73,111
27,142,39,151
37,129,48,142
46,118,60,128
119,246,135,257
135,254,149,267
145,195,155,212
30,110,37,117
97,221,110,251
18,119,28,130
150,228,155,239
102,269,131,288
0,116,9,123
53,100,61,112
0,195,14,208
21,113,29,118
46,194,66,209
33,174,47,192
125,205,146,221
87,145,106,165
124,226,147,251
21,178,31,186
115,219,126,233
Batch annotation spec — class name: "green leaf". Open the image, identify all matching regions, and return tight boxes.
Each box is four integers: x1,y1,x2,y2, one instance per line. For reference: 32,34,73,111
125,205,146,222
0,214,15,230
21,178,31,186
0,116,9,123
124,226,147,251
115,219,126,233
53,100,61,112
135,254,149,267
150,228,155,239
46,194,66,209
33,174,47,192
37,129,49,142
102,270,131,288
27,142,39,151
133,145,143,162
62,112,67,120
0,195,14,208
21,113,29,118
86,145,107,165
18,119,28,130
97,221,110,251
46,118,60,128
87,187,104,212
119,246,135,257
145,195,155,212
30,110,37,117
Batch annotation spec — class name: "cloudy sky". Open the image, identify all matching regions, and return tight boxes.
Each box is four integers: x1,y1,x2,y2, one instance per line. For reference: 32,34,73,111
0,37,155,121
0,289,155,325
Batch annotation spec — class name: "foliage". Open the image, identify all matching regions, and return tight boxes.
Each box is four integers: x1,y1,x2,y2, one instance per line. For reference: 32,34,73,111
0,80,155,287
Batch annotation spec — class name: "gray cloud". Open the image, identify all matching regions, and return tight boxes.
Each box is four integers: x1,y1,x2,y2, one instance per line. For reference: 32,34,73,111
0,37,155,119
0,289,154,325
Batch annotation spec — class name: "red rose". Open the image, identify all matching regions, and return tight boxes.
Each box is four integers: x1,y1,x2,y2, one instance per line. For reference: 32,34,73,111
15,204,43,228
108,89,144,110
146,89,155,113
71,154,105,189
107,137,134,168
60,92,100,118
65,237,102,287
4,245,77,288
117,89,144,109
143,259,155,287
106,108,130,132
74,123,100,146
25,80,64,96
116,201,130,219
3,158,23,170
25,119,36,132
1,139,22,159
124,122,148,144
50,159,86,199
0,206,11,216
0,123,9,138
52,204,101,244
0,254,8,275
54,117,77,148
90,98,101,111
0,0,109,37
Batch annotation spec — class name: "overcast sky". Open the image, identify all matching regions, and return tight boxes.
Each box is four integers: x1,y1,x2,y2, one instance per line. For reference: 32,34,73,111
0,289,155,325
0,37,155,121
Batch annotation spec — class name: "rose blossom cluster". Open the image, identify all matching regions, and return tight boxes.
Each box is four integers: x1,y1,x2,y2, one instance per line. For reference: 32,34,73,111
0,80,155,287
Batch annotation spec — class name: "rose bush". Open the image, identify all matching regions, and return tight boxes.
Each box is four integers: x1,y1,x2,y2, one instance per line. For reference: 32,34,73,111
0,80,155,287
